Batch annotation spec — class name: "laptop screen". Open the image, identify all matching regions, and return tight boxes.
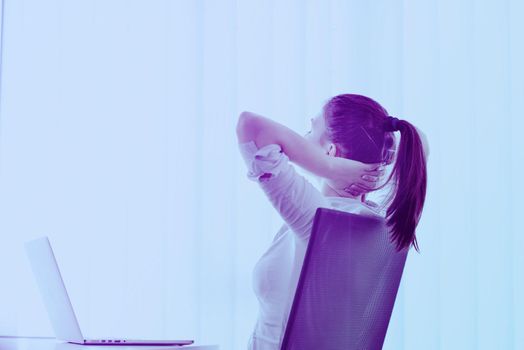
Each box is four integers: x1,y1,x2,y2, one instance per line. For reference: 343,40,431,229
25,237,84,343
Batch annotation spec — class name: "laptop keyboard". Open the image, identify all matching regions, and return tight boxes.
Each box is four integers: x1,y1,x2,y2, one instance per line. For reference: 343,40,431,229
86,339,125,343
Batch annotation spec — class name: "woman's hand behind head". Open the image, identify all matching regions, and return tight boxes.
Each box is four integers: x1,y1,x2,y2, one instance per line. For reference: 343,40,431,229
327,157,386,196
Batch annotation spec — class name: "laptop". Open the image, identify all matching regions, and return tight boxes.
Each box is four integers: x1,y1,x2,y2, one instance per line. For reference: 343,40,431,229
24,236,194,346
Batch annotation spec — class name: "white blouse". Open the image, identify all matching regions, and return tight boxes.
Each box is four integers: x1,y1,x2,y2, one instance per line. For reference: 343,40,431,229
238,140,383,350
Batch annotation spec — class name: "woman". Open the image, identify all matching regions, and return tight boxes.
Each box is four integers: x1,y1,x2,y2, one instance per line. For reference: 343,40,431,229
236,94,428,350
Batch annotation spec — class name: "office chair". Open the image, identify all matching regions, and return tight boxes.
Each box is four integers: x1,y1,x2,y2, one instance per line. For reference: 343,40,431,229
280,207,409,350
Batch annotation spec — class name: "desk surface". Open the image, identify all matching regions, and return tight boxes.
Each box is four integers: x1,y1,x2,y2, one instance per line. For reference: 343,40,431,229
0,337,219,350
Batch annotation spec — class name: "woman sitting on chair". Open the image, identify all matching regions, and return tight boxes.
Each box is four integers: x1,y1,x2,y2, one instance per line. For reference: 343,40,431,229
236,93,428,350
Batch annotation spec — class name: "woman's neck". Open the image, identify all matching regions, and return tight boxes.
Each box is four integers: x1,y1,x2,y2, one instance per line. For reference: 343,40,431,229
320,180,362,200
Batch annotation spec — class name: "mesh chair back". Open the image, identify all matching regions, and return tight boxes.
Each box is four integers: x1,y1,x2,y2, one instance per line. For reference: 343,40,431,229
280,207,409,350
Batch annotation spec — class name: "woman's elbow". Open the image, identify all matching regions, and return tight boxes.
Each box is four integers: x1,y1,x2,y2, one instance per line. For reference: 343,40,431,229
418,128,430,160
236,111,259,143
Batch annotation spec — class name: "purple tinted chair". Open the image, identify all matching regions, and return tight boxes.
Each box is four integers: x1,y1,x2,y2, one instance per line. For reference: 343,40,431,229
281,207,409,350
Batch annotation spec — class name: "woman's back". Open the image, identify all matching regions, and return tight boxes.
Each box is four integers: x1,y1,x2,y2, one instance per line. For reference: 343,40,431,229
248,195,385,350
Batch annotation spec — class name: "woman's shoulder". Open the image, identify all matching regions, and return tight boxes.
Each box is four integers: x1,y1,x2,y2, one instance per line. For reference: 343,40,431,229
326,196,386,218
360,198,377,208
362,199,385,215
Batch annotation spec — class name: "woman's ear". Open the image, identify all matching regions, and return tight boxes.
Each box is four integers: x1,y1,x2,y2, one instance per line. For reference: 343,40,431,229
326,143,338,157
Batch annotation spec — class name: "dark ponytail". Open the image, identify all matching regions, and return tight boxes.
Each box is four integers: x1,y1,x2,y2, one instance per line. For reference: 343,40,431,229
384,120,427,252
323,94,427,253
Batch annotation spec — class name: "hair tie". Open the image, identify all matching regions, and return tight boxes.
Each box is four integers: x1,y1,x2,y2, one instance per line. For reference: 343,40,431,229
384,116,401,132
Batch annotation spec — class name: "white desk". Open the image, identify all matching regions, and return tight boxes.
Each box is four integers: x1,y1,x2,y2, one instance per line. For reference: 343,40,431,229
0,337,219,350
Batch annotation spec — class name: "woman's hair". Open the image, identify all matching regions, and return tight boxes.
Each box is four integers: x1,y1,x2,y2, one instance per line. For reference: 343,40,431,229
322,94,427,252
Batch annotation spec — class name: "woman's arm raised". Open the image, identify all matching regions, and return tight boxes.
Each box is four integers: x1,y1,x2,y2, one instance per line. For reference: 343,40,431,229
236,111,381,188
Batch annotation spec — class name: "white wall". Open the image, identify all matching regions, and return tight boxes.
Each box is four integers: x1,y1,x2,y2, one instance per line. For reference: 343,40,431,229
0,1,523,349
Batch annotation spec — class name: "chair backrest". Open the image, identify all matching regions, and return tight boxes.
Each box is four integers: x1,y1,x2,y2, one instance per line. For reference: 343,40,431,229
280,207,409,350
